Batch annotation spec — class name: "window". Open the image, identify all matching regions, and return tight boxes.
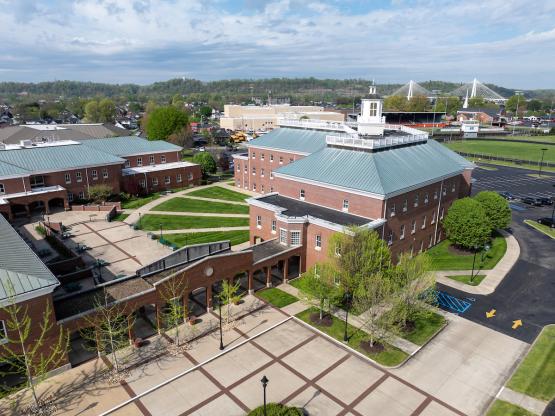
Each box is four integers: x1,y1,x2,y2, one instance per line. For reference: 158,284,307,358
451,183,456,193
261,153,264,161
434,190,438,200
256,215,262,228
300,189,305,200
125,160,130,168
102,168,108,179
152,177,159,186
244,165,247,173
139,179,146,189
279,156,283,164
290,231,301,246
400,224,405,239
403,199,408,212
137,157,143,166
252,167,256,175
390,204,396,217
29,175,45,188
271,220,276,233
261,168,265,177
315,234,322,250
440,207,444,219
164,176,170,185
411,220,416,234
252,151,256,159
161,155,166,164
91,170,98,180
176,174,182,183
261,185,265,193
270,172,274,180
244,180,248,188
279,229,287,245
342,199,349,211
187,172,193,181
64,173,71,184
369,101,377,117
422,215,427,229
387,231,393,246
431,212,436,224
68,192,74,202
289,158,293,163
149,155,155,165
270,154,274,162
78,191,85,200
442,187,447,196
76,171,82,182
414,194,419,207
424,193,429,204
236,164,241,172
0,184,4,195
236,180,241,187
253,183,256,191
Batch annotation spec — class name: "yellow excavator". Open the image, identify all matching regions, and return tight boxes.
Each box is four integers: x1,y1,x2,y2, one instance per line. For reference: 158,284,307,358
231,131,251,143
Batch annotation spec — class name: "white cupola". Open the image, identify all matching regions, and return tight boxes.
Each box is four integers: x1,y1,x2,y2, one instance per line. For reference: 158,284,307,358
357,82,386,135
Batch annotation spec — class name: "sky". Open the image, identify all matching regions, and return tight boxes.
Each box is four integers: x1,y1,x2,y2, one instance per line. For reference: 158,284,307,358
0,0,554,89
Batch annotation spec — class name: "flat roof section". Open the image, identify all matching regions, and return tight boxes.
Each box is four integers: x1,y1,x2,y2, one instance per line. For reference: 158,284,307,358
255,194,372,226
122,161,197,175
248,240,296,264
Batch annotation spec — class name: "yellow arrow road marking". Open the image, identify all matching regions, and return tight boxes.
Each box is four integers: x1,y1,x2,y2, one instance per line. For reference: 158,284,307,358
486,309,496,318
512,319,522,330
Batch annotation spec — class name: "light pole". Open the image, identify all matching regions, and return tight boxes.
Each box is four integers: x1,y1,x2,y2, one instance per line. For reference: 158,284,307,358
261,375,269,416
470,245,479,282
431,93,439,137
538,148,548,178
512,91,523,135
218,297,224,351
159,223,163,242
138,212,142,228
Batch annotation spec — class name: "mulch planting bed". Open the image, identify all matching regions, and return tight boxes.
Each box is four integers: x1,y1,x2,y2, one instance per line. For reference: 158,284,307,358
309,312,333,327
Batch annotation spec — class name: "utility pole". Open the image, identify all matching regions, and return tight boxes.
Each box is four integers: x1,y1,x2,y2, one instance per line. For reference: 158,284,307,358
512,91,523,135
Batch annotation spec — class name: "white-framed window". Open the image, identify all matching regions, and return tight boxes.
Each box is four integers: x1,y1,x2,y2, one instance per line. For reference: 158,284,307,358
176,174,182,183
400,224,405,240
164,176,170,185
252,167,256,175
64,173,71,184
253,183,256,191
137,157,143,166
279,156,283,164
0,184,4,195
0,320,7,345
139,179,146,188
244,180,248,188
411,220,416,234
300,189,305,200
440,207,444,219
431,211,436,224
451,183,456,193
442,187,447,196
422,215,427,229
270,154,274,162
315,234,322,250
152,177,159,186
369,101,377,117
390,204,396,217
188,172,193,181
414,195,419,207
434,190,438,200
403,199,408,212
256,215,261,228
261,185,265,193
244,165,247,173
261,153,264,161
236,164,241,172
91,169,98,180
68,192,74,202
102,168,108,179
251,151,256,159
290,231,301,246
261,168,265,177
161,155,166,164
149,155,155,165
76,171,82,182
270,172,274,180
279,228,287,245
342,199,349,212
78,191,85,200
125,160,130,168
387,231,393,246
271,220,276,233
424,193,429,204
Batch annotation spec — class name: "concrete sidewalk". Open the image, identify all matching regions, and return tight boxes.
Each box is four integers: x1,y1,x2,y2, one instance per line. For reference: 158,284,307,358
153,226,250,234
497,387,548,415
435,230,520,295
147,210,248,218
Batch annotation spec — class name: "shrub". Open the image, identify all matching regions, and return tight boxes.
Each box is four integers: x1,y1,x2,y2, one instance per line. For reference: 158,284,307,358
192,152,217,177
35,225,47,236
442,198,491,249
88,184,113,204
247,403,303,416
474,191,511,230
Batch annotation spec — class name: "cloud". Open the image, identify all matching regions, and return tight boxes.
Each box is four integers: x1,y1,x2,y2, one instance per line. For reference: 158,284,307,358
0,0,553,88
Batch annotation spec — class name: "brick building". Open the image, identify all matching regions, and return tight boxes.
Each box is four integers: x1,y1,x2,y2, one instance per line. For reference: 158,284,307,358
0,137,201,220
234,85,474,268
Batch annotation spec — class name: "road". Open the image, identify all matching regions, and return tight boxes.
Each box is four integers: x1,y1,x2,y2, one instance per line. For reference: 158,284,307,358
437,164,555,343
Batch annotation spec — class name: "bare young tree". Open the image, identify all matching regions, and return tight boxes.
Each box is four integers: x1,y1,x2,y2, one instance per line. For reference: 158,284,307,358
217,279,243,325
159,277,189,347
0,286,69,413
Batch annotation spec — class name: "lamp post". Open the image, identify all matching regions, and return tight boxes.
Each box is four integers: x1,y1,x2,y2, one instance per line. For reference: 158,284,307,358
551,192,555,224
470,245,479,282
343,292,352,342
512,91,523,135
138,212,142,228
481,243,491,263
159,223,163,242
538,148,548,178
260,375,269,416
218,297,224,350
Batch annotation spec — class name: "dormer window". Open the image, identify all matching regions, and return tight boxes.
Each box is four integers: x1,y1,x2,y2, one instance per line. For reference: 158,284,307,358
369,102,377,117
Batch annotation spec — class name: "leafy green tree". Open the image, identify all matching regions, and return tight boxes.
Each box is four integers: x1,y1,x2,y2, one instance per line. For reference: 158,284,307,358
192,152,217,177
198,106,212,118
301,262,342,320
84,100,100,122
145,106,189,140
98,98,116,122
442,198,491,249
217,280,243,325
88,184,113,204
467,96,486,108
384,96,408,111
406,95,430,112
474,191,511,231
434,97,461,115
526,99,543,112
506,95,526,114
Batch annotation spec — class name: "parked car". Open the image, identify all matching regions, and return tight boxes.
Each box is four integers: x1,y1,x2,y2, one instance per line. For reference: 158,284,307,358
498,191,515,200
521,196,543,206
537,196,553,206
537,217,555,228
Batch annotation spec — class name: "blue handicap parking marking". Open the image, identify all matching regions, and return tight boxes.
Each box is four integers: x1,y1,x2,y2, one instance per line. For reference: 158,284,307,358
509,203,527,212
434,290,472,314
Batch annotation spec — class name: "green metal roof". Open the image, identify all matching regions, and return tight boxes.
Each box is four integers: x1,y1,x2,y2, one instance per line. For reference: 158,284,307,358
0,160,29,177
0,144,124,175
275,140,474,197
247,128,328,154
81,136,182,156
0,215,59,301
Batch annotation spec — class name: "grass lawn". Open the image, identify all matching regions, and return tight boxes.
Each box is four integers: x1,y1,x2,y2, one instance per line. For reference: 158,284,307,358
444,140,555,163
446,274,486,286
161,230,250,247
486,400,535,416
508,135,555,144
257,288,299,308
400,311,446,346
112,213,129,222
121,193,161,209
138,214,249,231
187,186,249,202
507,325,555,402
296,307,408,367
524,220,555,239
152,197,249,214
427,233,506,270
